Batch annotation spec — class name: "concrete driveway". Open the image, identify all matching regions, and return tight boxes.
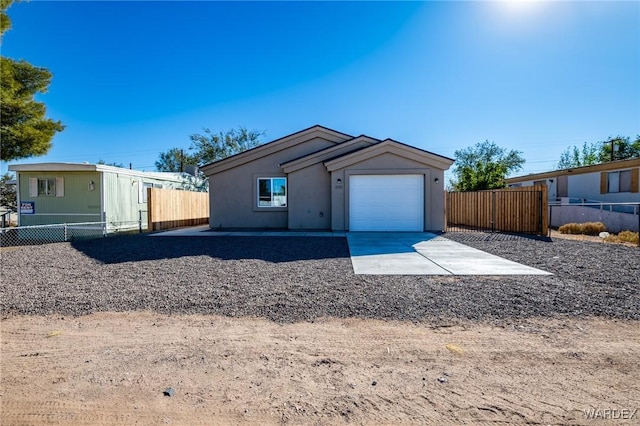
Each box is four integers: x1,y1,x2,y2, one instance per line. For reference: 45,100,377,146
346,232,552,275
152,226,551,276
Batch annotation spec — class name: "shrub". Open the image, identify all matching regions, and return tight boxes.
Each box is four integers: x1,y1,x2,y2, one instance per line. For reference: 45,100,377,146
604,230,639,245
582,222,607,235
558,222,606,235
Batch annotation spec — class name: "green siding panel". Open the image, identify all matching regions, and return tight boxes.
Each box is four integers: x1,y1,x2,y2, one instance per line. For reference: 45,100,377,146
18,171,102,225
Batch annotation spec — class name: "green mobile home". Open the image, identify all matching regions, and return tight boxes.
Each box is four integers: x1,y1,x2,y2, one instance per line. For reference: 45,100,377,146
8,163,192,231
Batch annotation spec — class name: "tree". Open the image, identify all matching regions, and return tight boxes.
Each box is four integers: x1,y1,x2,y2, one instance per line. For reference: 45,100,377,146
450,140,525,191
556,142,599,169
155,127,264,192
0,0,64,162
154,148,198,173
555,136,640,169
599,135,640,162
97,159,125,168
155,128,264,173
0,172,17,211
188,127,264,165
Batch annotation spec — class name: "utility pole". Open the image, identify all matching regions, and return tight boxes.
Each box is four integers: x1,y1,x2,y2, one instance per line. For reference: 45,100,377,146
605,139,619,162
610,139,615,162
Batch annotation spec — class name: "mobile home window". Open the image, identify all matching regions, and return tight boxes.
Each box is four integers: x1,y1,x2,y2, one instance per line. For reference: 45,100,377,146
142,182,153,203
619,170,632,192
38,178,56,196
608,170,632,193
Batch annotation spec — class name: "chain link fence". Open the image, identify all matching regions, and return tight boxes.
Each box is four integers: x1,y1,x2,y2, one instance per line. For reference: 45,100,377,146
549,202,640,234
1,211,149,248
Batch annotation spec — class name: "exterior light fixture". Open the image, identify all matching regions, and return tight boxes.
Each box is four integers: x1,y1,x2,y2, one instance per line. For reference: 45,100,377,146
88,181,95,191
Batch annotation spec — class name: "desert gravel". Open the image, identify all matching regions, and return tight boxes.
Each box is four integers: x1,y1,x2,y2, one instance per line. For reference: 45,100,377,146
1,232,638,323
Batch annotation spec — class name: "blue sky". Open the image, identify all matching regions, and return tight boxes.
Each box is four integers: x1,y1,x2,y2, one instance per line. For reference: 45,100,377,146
2,0,639,181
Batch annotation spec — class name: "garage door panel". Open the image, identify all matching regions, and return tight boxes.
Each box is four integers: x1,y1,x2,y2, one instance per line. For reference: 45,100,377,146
349,175,424,231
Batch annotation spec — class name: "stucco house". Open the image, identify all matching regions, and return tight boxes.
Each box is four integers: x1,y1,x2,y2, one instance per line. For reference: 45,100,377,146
201,125,454,232
506,158,640,203
8,162,194,231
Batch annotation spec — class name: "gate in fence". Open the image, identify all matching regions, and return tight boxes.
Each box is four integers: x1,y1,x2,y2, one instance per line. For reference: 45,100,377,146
445,185,548,236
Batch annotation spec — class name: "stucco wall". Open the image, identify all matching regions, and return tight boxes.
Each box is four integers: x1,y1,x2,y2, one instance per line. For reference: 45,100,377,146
209,137,336,229
288,164,331,230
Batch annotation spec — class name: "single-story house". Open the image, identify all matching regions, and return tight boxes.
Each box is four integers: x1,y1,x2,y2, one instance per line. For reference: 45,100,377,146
506,158,640,203
8,162,194,230
200,125,454,232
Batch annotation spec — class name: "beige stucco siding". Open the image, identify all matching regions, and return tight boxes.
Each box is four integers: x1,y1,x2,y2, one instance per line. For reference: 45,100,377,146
288,164,332,229
209,137,337,229
203,127,453,231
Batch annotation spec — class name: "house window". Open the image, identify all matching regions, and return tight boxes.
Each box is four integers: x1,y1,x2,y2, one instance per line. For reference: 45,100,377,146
257,177,287,207
608,170,632,193
38,178,56,196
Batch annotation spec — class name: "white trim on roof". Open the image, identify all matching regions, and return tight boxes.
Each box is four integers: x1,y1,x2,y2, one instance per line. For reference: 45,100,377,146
8,163,187,183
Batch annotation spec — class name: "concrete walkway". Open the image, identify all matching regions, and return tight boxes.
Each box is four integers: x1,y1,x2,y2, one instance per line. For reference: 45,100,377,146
151,226,551,276
346,232,552,276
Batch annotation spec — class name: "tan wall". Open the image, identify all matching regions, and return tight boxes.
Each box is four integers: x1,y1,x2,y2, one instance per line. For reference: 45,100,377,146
209,137,335,229
329,153,447,231
288,164,331,229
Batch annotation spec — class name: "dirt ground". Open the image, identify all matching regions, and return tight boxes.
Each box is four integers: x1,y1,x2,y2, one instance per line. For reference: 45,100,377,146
1,313,638,425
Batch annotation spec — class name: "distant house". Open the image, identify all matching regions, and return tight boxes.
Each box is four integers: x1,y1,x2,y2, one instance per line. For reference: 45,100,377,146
506,158,640,203
8,163,194,231
506,159,640,232
201,125,454,231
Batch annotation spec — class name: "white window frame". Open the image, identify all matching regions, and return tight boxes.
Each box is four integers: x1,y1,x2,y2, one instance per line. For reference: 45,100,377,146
257,177,287,208
31,178,64,197
142,182,153,203
38,178,56,197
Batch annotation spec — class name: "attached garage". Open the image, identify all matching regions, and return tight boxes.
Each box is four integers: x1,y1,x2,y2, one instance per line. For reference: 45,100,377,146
349,175,424,231
202,126,454,232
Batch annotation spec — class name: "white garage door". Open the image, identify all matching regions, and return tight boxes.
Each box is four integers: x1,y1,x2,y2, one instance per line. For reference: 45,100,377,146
349,175,424,231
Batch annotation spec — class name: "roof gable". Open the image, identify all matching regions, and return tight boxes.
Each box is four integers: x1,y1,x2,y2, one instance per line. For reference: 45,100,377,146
200,125,353,176
280,135,380,173
324,139,455,172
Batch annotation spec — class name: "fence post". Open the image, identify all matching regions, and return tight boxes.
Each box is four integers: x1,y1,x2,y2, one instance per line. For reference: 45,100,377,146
64,223,68,242
537,191,541,235
491,191,496,232
638,204,640,247
139,210,143,233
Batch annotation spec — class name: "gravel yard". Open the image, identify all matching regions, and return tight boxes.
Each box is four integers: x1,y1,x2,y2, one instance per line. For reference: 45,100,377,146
2,232,638,322
2,232,639,425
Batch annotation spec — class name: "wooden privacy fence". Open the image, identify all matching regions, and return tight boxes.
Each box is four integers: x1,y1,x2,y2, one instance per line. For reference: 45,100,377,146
147,188,209,231
446,185,548,235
